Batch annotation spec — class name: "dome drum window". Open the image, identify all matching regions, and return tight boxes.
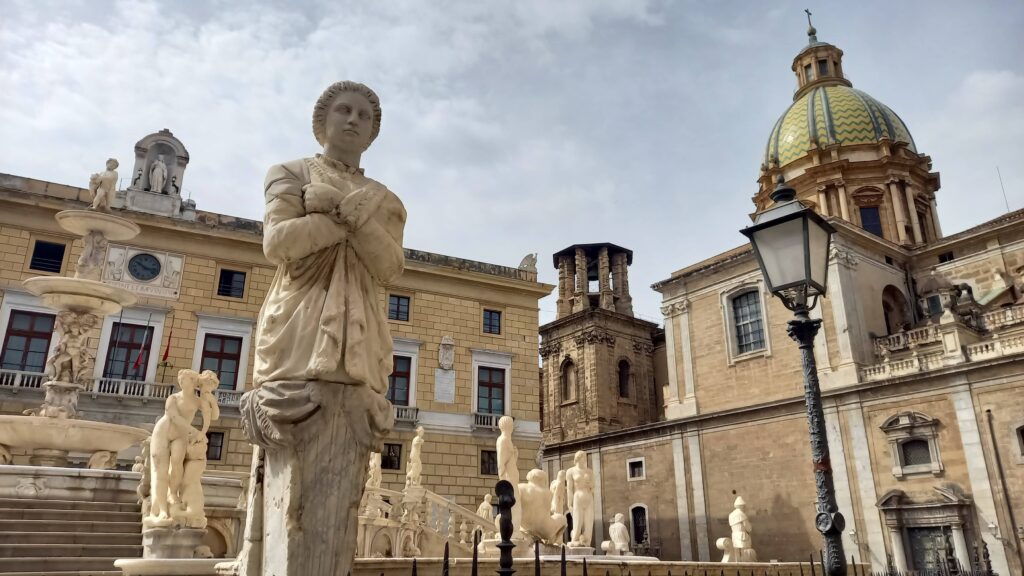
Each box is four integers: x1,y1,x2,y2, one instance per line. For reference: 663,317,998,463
881,411,944,478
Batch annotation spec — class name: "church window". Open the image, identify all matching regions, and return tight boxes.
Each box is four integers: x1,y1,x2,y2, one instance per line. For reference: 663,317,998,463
881,411,944,477
560,359,577,402
926,295,943,317
732,291,765,354
388,295,410,321
1,310,55,373
627,457,645,481
381,443,402,470
480,450,498,476
217,269,247,298
29,240,65,273
817,59,829,77
900,439,932,466
859,206,884,237
803,63,813,83
388,355,412,406
617,360,631,398
630,505,649,546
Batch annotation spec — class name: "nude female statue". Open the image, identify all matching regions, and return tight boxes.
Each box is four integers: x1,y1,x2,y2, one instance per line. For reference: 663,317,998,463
148,369,203,524
566,450,595,547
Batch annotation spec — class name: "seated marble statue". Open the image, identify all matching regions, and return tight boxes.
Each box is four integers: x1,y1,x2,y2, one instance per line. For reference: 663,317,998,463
518,469,567,545
601,513,632,556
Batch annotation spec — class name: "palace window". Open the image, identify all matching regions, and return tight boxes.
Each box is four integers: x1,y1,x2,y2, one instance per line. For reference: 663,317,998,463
617,359,631,398
200,334,243,390
477,366,505,415
627,457,645,481
388,355,412,406
630,505,649,546
480,450,498,476
381,443,402,470
483,309,502,335
217,269,247,299
859,206,884,237
388,295,410,321
29,240,66,273
731,291,765,354
881,411,944,477
206,431,225,461
560,359,577,402
1,311,55,373
102,323,155,381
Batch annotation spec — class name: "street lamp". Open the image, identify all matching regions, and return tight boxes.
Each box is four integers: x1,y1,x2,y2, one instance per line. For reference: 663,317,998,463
741,176,846,576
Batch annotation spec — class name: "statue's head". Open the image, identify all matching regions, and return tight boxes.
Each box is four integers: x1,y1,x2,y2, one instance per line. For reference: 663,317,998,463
573,450,587,467
177,369,200,392
484,493,492,503
557,470,565,480
613,513,624,523
313,81,382,153
526,468,548,486
498,415,514,433
415,425,424,437
105,158,119,170
198,369,221,393
734,496,746,509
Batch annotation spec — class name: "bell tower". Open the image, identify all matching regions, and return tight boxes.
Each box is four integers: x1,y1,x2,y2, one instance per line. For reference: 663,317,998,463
539,243,659,444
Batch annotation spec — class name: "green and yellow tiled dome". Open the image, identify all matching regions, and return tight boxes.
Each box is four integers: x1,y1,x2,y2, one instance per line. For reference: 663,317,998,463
764,85,916,167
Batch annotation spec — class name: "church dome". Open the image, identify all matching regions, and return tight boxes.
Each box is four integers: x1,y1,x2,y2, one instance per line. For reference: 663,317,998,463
764,85,916,168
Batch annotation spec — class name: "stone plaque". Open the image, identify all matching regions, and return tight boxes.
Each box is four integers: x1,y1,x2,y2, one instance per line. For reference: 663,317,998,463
434,368,455,404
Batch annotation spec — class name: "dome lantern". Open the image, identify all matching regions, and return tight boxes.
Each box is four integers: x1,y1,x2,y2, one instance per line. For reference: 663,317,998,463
791,19,850,100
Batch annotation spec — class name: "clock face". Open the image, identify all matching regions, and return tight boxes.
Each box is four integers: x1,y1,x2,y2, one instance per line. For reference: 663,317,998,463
127,253,162,282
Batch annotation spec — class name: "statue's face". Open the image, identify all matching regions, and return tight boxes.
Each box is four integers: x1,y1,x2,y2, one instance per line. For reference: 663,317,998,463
324,90,375,153
106,159,118,170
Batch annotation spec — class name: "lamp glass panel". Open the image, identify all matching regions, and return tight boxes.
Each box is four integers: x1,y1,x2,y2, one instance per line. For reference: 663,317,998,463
807,218,831,291
751,217,806,291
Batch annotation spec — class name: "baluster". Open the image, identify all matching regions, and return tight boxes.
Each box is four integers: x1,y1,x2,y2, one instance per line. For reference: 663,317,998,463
459,518,468,544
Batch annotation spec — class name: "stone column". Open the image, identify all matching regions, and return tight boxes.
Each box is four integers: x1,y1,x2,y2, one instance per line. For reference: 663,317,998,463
837,182,851,222
929,196,943,238
598,246,614,311
556,256,571,318
888,527,908,572
613,252,633,316
661,304,681,408
950,524,970,569
573,248,588,313
887,180,909,245
817,186,830,217
905,183,924,244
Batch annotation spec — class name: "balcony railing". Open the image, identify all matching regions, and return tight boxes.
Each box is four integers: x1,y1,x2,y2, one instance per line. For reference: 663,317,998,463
472,412,500,430
393,405,419,423
979,303,1024,331
0,370,242,406
873,324,942,354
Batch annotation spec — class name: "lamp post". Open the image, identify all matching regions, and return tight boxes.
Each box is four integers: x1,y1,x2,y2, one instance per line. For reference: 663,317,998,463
741,176,846,576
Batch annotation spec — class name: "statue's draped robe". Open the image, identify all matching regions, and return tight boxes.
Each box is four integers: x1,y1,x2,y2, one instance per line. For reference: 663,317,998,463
238,156,403,576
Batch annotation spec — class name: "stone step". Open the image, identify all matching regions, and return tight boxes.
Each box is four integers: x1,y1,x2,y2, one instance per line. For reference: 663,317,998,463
0,519,143,534
0,572,122,576
0,508,140,522
0,543,142,559
0,557,121,573
2,531,142,546
0,497,139,513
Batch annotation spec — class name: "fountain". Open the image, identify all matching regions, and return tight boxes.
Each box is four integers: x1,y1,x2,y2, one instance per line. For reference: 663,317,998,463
0,158,151,467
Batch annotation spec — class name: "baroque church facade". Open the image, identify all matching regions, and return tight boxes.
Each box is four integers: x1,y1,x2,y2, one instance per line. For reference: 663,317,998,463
540,26,1024,575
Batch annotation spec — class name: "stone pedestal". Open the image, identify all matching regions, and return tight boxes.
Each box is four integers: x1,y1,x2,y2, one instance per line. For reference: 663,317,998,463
143,527,207,559
28,448,69,467
564,546,595,556
115,558,222,576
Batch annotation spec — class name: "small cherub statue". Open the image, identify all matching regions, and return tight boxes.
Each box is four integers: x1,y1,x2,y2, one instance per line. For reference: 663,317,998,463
89,158,119,211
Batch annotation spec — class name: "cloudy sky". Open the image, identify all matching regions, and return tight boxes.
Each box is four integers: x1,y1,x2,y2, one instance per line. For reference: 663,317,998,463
3,1,1023,325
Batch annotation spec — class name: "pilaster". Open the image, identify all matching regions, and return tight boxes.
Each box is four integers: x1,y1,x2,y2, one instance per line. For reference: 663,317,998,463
887,179,909,245
905,183,924,244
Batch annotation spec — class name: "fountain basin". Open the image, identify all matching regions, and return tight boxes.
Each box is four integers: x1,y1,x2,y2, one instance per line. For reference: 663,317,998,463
0,415,149,466
23,276,136,315
55,209,141,240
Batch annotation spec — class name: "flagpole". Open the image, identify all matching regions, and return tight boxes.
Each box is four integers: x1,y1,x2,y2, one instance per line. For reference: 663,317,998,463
131,313,153,380
103,308,126,381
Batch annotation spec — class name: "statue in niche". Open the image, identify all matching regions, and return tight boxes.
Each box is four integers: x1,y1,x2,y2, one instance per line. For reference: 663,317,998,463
133,168,143,186
171,175,180,195
566,450,595,547
89,158,119,211
438,335,455,370
728,496,757,562
149,155,168,194
145,369,220,527
236,81,403,576
405,426,425,488
550,469,567,515
601,513,632,556
518,469,566,544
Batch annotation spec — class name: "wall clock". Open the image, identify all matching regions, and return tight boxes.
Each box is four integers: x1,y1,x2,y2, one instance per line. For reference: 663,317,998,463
128,253,162,282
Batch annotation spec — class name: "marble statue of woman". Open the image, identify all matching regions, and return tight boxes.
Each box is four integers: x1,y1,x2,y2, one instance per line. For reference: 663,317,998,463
149,155,167,194
89,158,119,211
405,426,425,488
566,450,595,547
495,415,523,537
147,369,203,526
235,81,403,576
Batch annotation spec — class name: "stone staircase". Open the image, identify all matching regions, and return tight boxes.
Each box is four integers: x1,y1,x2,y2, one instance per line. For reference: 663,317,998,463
0,496,142,575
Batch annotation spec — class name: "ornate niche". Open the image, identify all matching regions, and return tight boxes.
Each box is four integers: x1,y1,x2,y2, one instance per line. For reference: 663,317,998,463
124,129,191,218
881,411,944,478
